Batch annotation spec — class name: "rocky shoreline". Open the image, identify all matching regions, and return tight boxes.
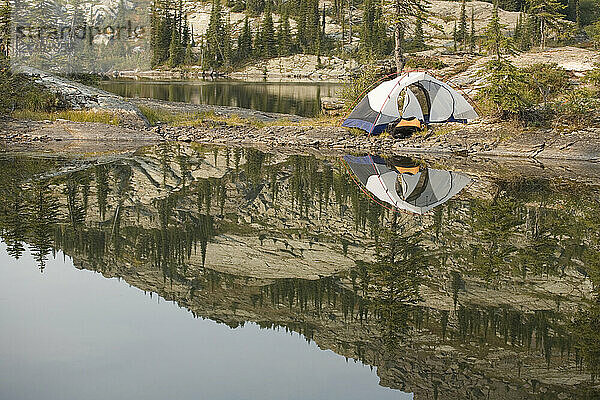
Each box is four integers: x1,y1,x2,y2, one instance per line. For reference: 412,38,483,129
155,120,600,162
3,107,600,165
4,63,599,163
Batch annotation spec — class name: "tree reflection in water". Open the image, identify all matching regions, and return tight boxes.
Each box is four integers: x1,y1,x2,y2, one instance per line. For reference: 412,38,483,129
1,146,600,398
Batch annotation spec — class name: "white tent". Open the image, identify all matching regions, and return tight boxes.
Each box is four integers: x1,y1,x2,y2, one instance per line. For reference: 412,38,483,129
342,72,478,134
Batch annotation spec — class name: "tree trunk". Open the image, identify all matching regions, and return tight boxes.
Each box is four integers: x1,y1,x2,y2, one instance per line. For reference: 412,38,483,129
540,18,545,50
348,0,353,44
394,21,405,74
394,0,404,74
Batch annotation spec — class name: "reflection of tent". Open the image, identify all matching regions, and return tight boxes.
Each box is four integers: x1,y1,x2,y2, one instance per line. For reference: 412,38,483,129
343,155,471,214
342,72,478,134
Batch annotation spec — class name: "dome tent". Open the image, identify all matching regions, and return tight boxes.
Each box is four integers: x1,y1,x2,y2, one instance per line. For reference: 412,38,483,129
342,72,478,134
343,154,471,214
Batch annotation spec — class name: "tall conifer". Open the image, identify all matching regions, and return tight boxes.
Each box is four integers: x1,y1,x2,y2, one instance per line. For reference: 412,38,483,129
277,12,293,56
260,4,276,57
458,0,467,49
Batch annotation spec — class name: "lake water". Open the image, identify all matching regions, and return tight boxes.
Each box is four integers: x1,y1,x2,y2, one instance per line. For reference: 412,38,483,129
1,144,600,400
100,80,343,117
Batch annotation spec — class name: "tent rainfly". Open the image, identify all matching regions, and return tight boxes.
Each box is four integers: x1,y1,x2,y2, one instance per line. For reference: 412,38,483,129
342,72,478,134
343,155,471,214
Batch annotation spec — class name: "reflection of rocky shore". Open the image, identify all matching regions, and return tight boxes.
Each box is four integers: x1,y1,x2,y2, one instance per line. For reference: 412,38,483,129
1,144,600,399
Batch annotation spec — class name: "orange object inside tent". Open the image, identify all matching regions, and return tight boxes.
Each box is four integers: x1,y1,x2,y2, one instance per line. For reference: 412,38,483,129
396,118,423,130
395,166,421,175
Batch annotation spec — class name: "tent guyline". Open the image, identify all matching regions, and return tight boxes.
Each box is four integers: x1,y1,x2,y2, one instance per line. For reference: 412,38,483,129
342,71,479,135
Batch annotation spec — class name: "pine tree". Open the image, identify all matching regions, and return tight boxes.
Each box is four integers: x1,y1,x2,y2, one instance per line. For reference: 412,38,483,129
150,1,160,66
390,0,429,72
223,13,233,64
184,41,195,64
260,4,277,57
514,11,522,45
309,0,321,53
414,13,425,50
470,7,475,53
527,0,566,49
361,0,382,57
205,0,230,68
247,0,265,15
297,0,307,50
0,0,11,58
237,17,253,61
453,20,458,52
151,0,177,67
168,17,183,67
277,12,293,56
479,0,528,118
253,24,263,57
483,0,517,60
514,11,531,51
296,0,321,54
182,14,190,47
457,0,467,50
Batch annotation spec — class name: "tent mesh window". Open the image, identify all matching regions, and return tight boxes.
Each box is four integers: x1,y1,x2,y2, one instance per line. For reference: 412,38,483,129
408,83,431,118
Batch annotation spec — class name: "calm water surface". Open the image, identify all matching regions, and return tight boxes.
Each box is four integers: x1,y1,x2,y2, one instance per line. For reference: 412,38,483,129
1,145,600,399
100,80,343,117
0,246,402,400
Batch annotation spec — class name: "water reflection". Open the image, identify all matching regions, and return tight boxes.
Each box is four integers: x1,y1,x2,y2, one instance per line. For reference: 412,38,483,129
1,145,600,399
343,154,471,214
100,80,342,117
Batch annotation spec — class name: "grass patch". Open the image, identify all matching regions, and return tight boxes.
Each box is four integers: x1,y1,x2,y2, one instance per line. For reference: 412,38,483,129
138,106,258,127
137,105,179,125
13,109,120,125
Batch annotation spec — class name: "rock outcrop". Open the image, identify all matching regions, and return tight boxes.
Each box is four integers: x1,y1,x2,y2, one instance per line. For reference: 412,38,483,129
16,66,150,128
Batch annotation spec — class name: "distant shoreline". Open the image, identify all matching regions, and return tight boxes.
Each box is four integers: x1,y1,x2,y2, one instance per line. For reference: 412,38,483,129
110,69,349,83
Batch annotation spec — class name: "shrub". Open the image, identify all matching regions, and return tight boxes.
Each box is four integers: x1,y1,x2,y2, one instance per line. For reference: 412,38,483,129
522,63,570,104
556,88,600,124
585,64,600,87
338,66,383,112
519,104,555,127
405,56,447,70
0,57,64,115
477,59,531,119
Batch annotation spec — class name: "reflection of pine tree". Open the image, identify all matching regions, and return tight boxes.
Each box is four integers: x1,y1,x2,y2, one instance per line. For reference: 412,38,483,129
468,194,521,281
176,145,191,190
366,214,430,348
2,184,28,259
110,164,133,256
95,165,110,220
571,301,600,382
64,174,86,228
245,148,267,184
29,182,59,272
